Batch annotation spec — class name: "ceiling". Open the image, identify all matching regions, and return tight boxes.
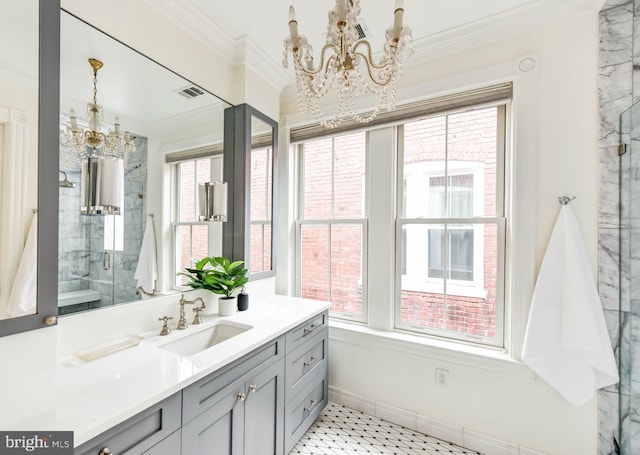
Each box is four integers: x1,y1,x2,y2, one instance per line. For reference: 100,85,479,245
150,0,602,91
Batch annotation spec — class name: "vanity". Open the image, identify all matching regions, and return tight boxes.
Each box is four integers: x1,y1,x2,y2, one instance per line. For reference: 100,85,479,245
0,296,329,454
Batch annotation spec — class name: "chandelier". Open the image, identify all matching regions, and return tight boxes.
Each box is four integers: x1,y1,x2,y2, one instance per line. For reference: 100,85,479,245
59,58,134,165
283,0,413,128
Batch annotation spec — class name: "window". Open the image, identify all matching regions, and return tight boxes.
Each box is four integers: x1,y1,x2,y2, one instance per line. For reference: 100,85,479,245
295,132,367,321
250,145,273,274
292,84,509,348
172,155,224,287
397,107,505,346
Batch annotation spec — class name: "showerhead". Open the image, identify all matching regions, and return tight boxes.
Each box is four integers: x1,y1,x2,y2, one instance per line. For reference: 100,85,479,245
59,170,76,188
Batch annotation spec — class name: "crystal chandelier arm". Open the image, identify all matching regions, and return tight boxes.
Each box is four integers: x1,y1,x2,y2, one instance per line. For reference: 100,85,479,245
352,39,398,72
296,43,339,76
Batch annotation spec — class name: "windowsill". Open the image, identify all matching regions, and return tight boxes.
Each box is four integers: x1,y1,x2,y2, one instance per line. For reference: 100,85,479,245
328,320,535,380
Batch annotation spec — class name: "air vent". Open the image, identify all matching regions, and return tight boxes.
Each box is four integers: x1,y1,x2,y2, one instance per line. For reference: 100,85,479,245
177,85,205,99
355,20,369,39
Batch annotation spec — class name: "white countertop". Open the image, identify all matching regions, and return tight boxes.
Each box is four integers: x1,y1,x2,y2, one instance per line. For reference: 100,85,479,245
0,295,329,447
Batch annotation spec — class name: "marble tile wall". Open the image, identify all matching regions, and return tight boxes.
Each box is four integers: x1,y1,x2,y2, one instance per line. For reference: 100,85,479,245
600,1,635,454
58,137,148,311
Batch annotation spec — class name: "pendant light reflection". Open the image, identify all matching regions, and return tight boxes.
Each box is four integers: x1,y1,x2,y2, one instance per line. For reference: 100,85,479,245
199,182,227,222
80,157,124,215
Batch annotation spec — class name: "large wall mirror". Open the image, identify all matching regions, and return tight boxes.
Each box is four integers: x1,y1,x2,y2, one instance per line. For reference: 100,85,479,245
0,0,59,336
57,10,231,315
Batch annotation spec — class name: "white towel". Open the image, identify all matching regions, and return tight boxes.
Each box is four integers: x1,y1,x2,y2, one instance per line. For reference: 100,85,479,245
134,216,157,299
522,204,618,406
6,213,37,316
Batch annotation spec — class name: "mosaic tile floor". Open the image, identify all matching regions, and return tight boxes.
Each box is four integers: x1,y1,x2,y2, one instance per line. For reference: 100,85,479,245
290,402,482,455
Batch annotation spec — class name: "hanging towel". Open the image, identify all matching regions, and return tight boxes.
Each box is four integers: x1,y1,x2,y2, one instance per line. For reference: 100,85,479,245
522,204,618,406
134,216,157,299
6,213,37,316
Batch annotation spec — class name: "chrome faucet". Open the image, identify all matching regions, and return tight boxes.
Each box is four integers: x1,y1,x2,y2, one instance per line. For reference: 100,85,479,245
177,294,206,329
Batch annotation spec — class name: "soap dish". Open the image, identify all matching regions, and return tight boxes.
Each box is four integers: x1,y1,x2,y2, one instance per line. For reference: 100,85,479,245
73,335,143,362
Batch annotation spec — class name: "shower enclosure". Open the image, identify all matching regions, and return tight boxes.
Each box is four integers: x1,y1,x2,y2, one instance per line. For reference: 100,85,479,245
619,101,640,454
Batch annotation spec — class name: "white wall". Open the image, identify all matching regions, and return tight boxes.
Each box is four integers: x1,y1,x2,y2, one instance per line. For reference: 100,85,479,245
281,11,600,455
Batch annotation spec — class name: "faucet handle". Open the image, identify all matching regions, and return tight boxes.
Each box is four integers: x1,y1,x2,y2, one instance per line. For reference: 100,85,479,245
192,306,204,325
158,316,172,336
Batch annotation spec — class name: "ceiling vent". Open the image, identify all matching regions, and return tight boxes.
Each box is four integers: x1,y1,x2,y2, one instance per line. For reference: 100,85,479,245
177,85,205,99
322,19,369,41
355,20,369,40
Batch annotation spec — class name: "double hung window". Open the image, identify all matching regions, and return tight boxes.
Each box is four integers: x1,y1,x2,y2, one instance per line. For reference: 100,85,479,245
294,85,509,347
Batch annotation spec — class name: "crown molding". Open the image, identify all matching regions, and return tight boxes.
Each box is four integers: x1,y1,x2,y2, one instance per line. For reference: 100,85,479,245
236,37,292,91
147,0,237,64
410,0,598,65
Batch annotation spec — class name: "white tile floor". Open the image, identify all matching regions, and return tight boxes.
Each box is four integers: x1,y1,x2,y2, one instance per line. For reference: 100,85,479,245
290,402,482,455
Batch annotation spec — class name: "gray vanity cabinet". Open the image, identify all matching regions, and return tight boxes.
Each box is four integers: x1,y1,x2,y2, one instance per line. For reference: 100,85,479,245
75,392,182,455
181,335,286,455
75,311,328,455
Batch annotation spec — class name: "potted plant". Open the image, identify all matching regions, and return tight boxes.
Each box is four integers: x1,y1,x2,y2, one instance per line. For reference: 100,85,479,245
178,256,249,316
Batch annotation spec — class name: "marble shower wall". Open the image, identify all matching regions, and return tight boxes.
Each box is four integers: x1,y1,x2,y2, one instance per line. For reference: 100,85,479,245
600,1,634,454
58,137,148,313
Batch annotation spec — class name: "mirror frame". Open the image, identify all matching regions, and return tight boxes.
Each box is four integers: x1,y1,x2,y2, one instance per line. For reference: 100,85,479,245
0,0,60,337
223,104,278,279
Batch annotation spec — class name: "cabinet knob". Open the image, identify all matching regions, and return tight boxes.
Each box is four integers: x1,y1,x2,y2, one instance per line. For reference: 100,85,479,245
249,385,257,393
99,449,112,455
44,316,57,326
237,392,246,402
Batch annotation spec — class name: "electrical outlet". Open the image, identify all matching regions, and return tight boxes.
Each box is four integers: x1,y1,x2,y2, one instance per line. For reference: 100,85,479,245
435,368,449,388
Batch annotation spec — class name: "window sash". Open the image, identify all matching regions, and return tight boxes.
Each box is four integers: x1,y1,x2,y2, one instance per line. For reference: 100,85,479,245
395,216,505,347
295,219,368,323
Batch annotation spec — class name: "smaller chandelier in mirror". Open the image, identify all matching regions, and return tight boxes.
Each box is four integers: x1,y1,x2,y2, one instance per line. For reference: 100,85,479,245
59,58,134,164
283,0,414,128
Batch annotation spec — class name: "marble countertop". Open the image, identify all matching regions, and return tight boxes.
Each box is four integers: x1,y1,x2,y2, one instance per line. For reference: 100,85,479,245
0,295,330,447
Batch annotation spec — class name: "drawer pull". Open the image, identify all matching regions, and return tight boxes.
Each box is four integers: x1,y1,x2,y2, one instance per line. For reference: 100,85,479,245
303,323,319,336
237,392,246,402
99,449,112,455
249,384,257,393
303,399,318,413
303,356,317,367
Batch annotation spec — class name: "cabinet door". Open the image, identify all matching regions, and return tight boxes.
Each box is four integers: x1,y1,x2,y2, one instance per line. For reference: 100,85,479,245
244,359,285,455
182,383,246,455
143,431,181,455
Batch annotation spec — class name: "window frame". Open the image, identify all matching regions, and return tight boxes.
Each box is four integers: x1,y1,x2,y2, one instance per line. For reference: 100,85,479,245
395,105,507,347
170,154,223,289
294,132,369,323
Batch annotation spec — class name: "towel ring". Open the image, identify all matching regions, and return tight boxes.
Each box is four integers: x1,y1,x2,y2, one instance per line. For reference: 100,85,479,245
558,196,576,206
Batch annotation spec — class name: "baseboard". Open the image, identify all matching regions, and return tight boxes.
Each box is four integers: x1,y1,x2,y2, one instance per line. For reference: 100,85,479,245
328,386,547,455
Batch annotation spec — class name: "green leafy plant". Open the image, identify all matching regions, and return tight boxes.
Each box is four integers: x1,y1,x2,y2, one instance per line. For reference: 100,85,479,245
178,256,249,298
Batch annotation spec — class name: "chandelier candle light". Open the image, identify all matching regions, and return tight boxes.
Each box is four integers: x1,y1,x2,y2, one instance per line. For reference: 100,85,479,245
60,58,133,215
283,0,413,128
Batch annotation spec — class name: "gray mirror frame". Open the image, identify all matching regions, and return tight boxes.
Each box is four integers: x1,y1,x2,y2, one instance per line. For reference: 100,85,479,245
0,0,60,337
223,104,278,279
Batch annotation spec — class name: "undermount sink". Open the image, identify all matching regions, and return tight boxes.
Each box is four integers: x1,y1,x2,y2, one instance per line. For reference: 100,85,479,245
159,321,253,356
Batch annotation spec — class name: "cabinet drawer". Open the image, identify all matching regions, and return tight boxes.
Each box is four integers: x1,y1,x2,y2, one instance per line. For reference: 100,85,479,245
285,328,327,397
182,335,284,423
75,392,181,455
284,372,328,453
143,430,180,455
285,311,328,352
